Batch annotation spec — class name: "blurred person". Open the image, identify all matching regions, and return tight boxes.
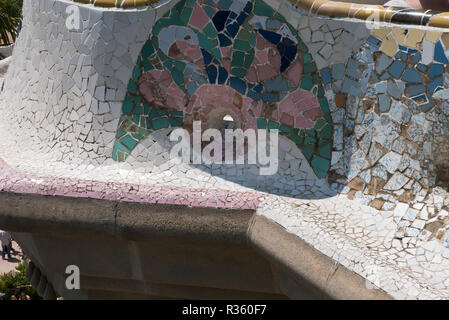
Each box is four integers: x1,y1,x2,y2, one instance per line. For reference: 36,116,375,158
19,292,30,300
0,230,12,260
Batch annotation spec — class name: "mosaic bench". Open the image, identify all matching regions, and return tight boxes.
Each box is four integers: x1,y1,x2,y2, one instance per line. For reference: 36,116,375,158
3,0,449,299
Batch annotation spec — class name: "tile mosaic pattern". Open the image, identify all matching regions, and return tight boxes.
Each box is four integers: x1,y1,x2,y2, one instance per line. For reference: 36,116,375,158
259,194,449,300
323,27,449,213
0,157,261,209
113,0,332,178
9,0,449,300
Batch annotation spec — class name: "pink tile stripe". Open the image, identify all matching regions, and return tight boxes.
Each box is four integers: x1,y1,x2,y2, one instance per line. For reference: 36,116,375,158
0,158,262,210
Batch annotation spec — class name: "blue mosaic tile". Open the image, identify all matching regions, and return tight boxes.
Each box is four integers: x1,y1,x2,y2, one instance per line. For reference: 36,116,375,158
408,84,426,96
401,67,422,83
320,68,331,84
366,36,380,49
388,60,406,79
376,54,393,74
428,76,443,94
331,63,345,80
429,64,444,78
387,80,402,99
434,41,449,64
379,94,391,112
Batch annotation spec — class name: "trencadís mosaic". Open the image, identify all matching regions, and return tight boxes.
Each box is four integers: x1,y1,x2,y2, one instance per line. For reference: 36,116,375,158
113,0,332,178
8,0,449,299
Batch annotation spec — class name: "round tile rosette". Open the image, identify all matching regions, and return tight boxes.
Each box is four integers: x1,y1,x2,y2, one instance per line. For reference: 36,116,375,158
113,0,332,178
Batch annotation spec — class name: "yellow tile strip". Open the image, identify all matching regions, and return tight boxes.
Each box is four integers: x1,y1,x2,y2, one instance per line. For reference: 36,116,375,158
71,0,449,28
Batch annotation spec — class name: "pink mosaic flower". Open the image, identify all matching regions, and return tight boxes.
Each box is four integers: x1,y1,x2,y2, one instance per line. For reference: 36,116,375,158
168,40,204,67
246,34,281,82
138,69,187,110
184,84,263,132
277,88,322,129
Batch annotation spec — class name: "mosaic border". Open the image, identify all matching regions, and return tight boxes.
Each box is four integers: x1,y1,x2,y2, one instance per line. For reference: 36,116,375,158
72,0,449,28
0,158,262,210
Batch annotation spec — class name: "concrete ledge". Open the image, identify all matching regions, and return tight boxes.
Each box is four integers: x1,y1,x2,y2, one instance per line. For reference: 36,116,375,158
116,201,254,244
0,193,117,237
0,192,393,299
247,215,392,300
0,192,253,243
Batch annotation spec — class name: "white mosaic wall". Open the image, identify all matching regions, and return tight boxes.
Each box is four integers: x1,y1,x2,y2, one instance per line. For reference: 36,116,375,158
5,0,449,299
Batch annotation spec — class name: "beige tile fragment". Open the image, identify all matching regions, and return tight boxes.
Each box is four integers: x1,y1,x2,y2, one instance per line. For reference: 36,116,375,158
404,29,425,49
372,27,390,40
441,33,449,50
425,31,442,43
380,34,398,57
392,28,407,45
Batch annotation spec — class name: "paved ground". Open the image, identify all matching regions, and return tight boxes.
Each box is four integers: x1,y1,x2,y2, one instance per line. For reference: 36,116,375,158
0,241,24,275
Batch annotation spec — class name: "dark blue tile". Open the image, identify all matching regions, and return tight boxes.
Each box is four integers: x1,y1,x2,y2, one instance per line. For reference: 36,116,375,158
243,1,253,13
428,76,443,94
434,41,449,64
428,64,444,78
262,93,277,102
212,11,230,32
408,84,426,96
388,60,406,79
258,29,281,45
217,66,228,84
226,22,240,38
366,37,380,49
280,56,290,73
253,83,263,92
236,12,248,25
218,33,232,46
201,49,213,65
417,63,427,72
247,90,261,100
401,67,422,83
206,65,217,83
320,68,331,84
229,77,246,94
284,44,297,62
411,52,421,64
